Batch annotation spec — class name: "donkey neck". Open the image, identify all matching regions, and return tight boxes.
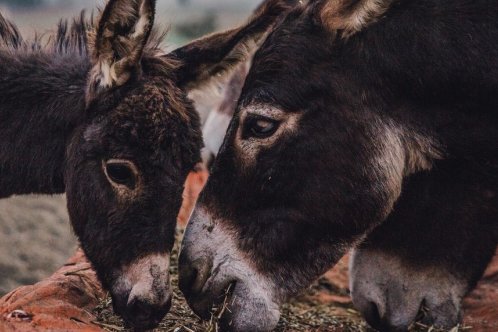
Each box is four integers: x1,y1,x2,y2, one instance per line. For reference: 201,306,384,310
340,0,498,161
0,50,90,197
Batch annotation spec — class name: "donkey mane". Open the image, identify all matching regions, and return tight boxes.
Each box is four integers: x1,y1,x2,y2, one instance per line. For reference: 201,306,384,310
0,10,166,57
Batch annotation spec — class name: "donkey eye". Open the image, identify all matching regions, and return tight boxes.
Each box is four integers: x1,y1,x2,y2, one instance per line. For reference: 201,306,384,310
245,116,279,139
104,160,137,189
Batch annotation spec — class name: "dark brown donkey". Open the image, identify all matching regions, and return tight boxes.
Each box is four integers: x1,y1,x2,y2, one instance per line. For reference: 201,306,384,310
0,1,202,328
178,0,498,331
0,0,290,329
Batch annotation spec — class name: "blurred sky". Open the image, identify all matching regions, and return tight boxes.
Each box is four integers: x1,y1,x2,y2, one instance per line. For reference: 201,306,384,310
0,0,261,47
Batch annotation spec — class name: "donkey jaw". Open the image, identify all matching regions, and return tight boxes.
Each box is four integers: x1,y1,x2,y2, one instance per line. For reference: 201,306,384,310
179,207,281,332
111,253,172,329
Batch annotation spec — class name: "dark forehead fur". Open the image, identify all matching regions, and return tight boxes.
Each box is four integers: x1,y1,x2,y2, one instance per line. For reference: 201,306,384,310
239,5,325,109
99,65,203,168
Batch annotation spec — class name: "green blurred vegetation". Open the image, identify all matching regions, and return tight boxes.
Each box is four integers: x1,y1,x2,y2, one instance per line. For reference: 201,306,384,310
0,0,44,7
175,11,217,40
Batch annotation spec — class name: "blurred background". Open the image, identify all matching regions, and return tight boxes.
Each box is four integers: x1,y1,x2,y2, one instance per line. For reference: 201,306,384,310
0,0,259,296
0,0,260,46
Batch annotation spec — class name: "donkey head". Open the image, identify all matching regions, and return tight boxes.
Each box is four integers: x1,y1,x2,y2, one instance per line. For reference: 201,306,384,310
179,0,445,331
64,0,204,328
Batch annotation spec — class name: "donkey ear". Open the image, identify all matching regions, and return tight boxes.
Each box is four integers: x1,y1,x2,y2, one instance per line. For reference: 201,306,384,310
169,0,297,91
86,0,155,102
316,0,392,38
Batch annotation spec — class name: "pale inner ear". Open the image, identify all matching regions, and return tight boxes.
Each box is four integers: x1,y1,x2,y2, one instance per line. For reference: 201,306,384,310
320,0,392,37
87,0,155,96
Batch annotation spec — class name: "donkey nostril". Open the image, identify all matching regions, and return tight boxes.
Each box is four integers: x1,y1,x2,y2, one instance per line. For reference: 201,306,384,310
363,301,383,331
123,296,170,329
129,298,153,322
179,263,198,296
179,256,213,297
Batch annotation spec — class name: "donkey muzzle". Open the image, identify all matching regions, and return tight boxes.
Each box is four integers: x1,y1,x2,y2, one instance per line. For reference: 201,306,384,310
350,249,464,332
111,253,172,329
179,207,281,332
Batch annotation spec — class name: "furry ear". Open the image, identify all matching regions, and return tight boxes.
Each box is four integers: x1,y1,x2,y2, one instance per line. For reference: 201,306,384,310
169,0,298,92
317,0,392,38
86,0,155,103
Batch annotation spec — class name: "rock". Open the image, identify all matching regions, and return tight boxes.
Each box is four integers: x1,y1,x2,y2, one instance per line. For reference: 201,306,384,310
309,255,352,307
0,249,104,331
177,166,209,228
322,255,351,292
463,248,498,332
